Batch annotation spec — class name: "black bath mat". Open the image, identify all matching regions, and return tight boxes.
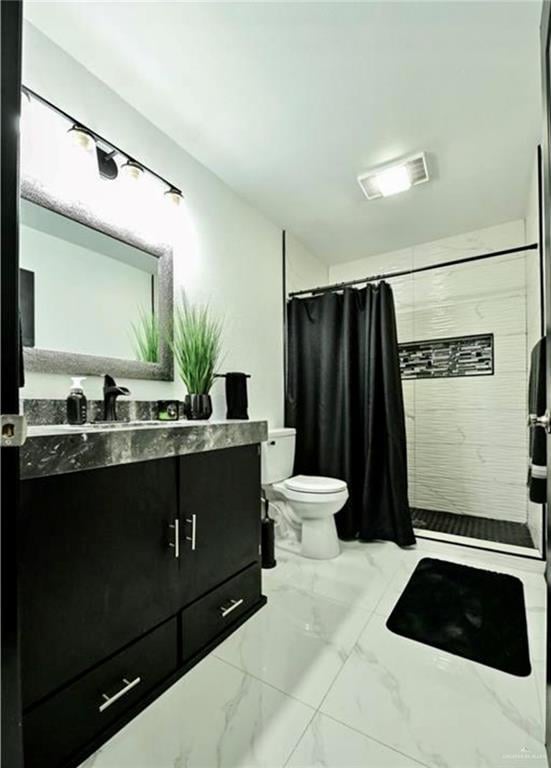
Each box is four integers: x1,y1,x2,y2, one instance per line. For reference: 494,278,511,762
386,558,531,676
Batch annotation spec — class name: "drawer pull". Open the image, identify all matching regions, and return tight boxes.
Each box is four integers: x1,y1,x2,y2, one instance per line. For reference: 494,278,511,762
185,514,197,551
169,519,180,558
220,598,244,618
99,676,142,713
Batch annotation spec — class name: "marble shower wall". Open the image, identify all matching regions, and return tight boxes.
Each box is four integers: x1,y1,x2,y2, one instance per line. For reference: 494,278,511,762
330,220,533,524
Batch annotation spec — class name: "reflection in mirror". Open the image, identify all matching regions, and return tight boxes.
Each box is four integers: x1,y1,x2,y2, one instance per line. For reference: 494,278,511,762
20,199,159,363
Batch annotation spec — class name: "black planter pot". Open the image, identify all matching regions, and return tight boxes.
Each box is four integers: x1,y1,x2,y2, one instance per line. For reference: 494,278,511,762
183,394,213,420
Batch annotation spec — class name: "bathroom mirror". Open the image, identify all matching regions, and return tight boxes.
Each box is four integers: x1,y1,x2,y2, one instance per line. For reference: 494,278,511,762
20,179,174,381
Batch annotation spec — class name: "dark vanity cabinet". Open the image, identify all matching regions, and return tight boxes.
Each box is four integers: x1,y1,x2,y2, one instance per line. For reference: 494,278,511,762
19,457,179,708
177,446,262,662
177,445,261,603
19,445,265,768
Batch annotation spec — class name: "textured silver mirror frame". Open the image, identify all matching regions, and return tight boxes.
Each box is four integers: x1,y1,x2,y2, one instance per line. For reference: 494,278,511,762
21,176,174,381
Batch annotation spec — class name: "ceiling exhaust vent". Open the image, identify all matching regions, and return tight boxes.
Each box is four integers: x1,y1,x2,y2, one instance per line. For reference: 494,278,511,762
358,152,429,200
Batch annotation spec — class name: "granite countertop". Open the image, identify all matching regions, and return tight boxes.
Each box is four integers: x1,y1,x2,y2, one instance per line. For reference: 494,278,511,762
21,420,268,480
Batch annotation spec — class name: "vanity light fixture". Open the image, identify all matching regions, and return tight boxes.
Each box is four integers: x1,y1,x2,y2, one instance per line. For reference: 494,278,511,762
164,187,184,206
120,160,145,182
23,85,185,203
358,152,429,200
67,124,96,154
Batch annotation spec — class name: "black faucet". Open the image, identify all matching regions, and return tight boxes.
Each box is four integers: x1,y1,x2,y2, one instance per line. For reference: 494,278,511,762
103,375,130,421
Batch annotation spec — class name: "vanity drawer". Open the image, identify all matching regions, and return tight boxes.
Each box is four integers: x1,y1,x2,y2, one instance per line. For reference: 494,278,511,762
181,563,261,662
23,617,178,768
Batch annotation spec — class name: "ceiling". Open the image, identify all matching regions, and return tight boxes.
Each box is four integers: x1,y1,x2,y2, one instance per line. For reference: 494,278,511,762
24,1,542,264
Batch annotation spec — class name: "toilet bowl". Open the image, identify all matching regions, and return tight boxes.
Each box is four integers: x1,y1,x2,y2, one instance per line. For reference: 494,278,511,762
271,475,348,559
261,430,348,560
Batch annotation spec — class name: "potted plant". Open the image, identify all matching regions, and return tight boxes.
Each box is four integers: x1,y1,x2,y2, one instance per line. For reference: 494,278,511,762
170,298,222,420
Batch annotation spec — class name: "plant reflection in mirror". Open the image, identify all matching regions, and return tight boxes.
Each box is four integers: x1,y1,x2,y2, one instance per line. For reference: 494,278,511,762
131,307,160,363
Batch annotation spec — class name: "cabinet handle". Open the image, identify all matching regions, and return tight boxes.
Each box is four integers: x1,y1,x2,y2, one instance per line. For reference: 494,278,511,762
169,519,180,558
99,676,141,713
220,598,244,618
185,514,197,550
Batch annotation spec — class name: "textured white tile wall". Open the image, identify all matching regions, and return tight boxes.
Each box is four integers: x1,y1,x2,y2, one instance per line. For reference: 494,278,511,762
330,221,533,524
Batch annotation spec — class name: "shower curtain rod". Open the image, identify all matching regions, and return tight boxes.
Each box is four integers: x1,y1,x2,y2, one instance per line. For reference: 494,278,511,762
288,243,538,298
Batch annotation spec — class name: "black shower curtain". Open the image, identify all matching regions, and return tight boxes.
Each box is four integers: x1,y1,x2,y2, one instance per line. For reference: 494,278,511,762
286,282,415,547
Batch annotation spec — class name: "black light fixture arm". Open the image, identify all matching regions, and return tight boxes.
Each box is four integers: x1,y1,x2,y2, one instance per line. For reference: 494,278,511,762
21,85,184,199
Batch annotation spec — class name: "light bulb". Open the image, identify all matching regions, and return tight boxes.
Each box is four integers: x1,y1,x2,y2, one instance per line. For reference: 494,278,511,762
164,187,184,206
67,125,96,153
120,160,144,181
376,166,411,197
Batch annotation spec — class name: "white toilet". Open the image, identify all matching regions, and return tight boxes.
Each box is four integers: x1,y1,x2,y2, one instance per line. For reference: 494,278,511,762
261,428,348,559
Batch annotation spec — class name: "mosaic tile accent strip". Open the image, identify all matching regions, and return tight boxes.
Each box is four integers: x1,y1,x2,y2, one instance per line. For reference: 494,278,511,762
399,333,494,379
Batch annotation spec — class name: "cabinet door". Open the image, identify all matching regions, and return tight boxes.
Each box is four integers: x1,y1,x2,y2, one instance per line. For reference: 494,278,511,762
19,458,179,708
178,445,261,605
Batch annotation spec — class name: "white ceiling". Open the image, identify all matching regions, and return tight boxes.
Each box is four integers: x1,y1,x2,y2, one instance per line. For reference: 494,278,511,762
24,1,542,264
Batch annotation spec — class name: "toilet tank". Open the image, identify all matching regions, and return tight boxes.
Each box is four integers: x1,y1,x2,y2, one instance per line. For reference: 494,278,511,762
261,428,296,485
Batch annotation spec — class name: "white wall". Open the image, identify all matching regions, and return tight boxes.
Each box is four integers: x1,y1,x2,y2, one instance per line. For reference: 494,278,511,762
524,150,544,552
21,24,328,426
285,233,328,295
330,220,534,527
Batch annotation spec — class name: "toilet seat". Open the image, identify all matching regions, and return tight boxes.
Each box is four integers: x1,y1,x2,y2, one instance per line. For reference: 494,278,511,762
284,475,347,495
273,480,348,507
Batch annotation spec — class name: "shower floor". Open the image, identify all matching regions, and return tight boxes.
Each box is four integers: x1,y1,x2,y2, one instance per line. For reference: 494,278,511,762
411,507,534,549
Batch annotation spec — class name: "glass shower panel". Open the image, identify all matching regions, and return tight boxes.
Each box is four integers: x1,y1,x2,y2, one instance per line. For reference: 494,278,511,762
394,237,543,556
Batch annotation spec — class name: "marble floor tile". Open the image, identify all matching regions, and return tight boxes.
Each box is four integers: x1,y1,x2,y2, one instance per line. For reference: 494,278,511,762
473,660,546,745
533,660,547,739
79,539,547,768
322,593,546,768
214,579,371,707
79,655,314,768
527,602,546,667
263,540,404,609
286,712,424,768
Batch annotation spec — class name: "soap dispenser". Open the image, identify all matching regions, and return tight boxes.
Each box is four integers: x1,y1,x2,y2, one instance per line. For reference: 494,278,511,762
67,377,87,425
